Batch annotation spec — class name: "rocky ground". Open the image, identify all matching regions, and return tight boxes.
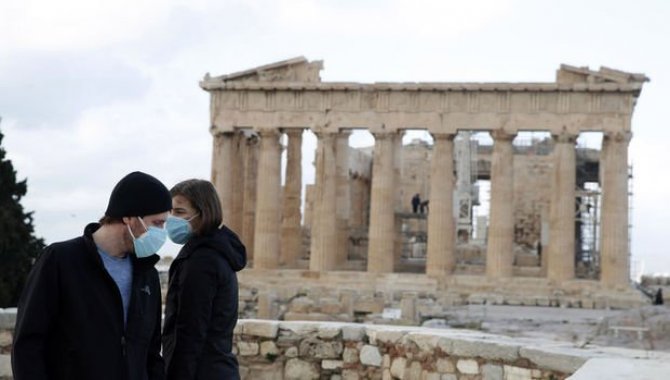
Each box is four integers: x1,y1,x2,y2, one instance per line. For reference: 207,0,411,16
422,304,670,352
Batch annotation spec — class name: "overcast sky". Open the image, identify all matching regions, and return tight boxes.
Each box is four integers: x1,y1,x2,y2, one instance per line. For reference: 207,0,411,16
1,0,668,275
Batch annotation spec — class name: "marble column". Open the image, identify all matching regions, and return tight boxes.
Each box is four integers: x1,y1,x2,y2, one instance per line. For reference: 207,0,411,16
486,130,516,278
241,134,259,262
367,131,396,273
229,131,246,233
211,131,235,227
280,129,304,267
309,131,338,271
426,133,456,277
253,130,282,269
600,131,632,288
547,131,577,282
335,131,351,267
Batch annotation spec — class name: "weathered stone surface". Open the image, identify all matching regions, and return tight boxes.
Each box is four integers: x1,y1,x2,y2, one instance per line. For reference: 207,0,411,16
285,346,298,358
280,322,319,335
244,361,284,380
440,375,457,380
260,341,279,357
436,358,455,373
390,357,406,378
342,369,360,380
382,353,390,369
359,345,382,366
243,320,279,338
448,338,520,362
0,310,16,330
237,341,259,356
0,354,11,378
343,347,359,364
503,365,532,380
0,331,12,348
404,333,440,351
342,326,365,341
519,346,587,374
322,360,343,370
482,364,503,380
299,337,343,359
354,298,385,314
456,359,479,375
407,361,422,379
285,358,319,380
318,326,342,339
367,329,405,345
423,372,440,380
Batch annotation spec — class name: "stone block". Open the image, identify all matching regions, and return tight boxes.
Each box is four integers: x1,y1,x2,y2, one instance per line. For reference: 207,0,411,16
318,326,342,339
441,375,457,380
423,372,440,380
436,358,455,373
342,326,365,341
390,357,406,378
285,358,319,380
368,329,405,345
284,312,336,321
299,338,343,359
360,345,382,367
320,298,344,315
243,320,279,338
404,333,440,351
383,354,390,369
407,361,422,379
260,341,279,358
354,298,385,314
280,322,319,335
456,359,479,375
519,347,587,374
441,337,519,362
290,296,315,313
0,331,12,348
0,354,10,378
322,360,343,370
0,310,16,330
503,365,532,380
343,347,359,364
342,369,360,380
482,364,503,380
285,346,299,358
237,341,259,356
382,368,391,380
244,361,284,380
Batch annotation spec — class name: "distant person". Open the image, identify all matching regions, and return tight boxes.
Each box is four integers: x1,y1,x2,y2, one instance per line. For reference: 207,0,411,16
411,193,421,213
654,288,664,305
420,200,429,214
162,179,247,380
12,171,171,380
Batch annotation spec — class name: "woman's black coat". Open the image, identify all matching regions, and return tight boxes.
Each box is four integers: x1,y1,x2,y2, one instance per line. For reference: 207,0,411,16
162,225,246,380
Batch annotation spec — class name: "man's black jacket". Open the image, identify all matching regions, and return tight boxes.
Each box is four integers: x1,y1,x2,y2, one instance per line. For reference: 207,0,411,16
12,223,165,380
162,225,246,380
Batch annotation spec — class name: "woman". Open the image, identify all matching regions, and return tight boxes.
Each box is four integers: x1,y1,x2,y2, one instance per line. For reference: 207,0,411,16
162,179,247,380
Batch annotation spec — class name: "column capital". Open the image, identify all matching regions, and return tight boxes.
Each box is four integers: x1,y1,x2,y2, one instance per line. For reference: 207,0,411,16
371,130,398,140
490,129,516,142
314,130,338,140
284,128,304,138
256,129,281,139
430,132,456,141
603,131,633,143
213,131,236,138
551,131,578,144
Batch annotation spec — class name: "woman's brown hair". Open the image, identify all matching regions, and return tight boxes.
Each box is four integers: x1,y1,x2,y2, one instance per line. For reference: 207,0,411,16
170,179,222,235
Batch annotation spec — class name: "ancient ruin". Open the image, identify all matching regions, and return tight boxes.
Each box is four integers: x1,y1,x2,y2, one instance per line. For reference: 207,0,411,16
201,57,649,313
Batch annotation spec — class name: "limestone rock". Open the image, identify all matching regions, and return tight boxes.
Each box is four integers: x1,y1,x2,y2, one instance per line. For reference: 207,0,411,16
456,359,479,375
299,337,343,359
390,357,406,378
342,326,365,341
343,347,359,364
260,341,279,358
359,345,382,366
243,320,279,338
482,364,503,380
0,355,12,378
503,365,532,380
237,341,260,356
284,358,319,380
322,360,343,370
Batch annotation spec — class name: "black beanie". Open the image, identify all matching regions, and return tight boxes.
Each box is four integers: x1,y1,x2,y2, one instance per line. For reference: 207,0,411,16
105,171,172,218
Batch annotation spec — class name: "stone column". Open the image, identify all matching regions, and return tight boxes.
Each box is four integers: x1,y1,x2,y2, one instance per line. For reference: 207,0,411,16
211,131,235,226
600,131,632,288
486,130,516,278
547,131,577,282
253,130,282,269
309,131,338,271
241,134,259,262
280,129,304,267
367,131,396,273
426,133,456,277
229,131,246,233
335,131,351,267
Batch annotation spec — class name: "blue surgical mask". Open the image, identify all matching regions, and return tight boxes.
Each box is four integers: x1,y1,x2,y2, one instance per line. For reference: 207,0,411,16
166,214,198,244
127,217,167,258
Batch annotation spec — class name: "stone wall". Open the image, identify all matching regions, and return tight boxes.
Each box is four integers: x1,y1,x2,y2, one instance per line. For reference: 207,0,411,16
234,320,576,379
0,309,15,379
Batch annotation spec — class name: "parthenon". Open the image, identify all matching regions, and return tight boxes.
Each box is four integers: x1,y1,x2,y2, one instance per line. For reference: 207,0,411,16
201,57,648,298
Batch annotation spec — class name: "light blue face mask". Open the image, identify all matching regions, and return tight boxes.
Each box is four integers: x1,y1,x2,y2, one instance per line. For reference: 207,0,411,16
128,217,167,258
166,214,198,245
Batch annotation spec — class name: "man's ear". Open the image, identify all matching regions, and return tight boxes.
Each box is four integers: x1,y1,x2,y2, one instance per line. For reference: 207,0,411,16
122,216,132,225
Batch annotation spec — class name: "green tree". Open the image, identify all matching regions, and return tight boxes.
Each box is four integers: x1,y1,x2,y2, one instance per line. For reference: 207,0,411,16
0,125,44,307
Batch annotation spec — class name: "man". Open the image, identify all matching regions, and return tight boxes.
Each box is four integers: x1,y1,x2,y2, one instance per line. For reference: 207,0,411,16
12,171,171,380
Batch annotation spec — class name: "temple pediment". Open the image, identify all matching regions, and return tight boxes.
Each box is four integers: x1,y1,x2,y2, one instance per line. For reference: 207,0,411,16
202,56,323,84
557,64,649,84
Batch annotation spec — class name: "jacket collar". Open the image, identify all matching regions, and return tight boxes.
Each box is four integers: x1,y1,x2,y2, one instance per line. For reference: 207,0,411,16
83,223,160,271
